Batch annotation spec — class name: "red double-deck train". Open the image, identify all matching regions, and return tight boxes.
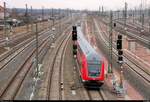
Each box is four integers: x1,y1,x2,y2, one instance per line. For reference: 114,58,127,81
76,26,105,87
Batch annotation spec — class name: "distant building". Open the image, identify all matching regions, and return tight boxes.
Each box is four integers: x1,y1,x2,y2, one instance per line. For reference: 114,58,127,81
0,5,10,20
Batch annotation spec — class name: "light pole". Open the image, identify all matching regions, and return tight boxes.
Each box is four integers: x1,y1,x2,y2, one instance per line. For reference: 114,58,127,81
25,4,29,32
30,6,33,32
4,2,6,39
3,2,10,50
142,13,144,29
42,6,44,30
59,9,61,34
124,2,127,31
108,10,113,74
52,27,55,42
99,6,101,16
52,8,54,27
35,22,39,77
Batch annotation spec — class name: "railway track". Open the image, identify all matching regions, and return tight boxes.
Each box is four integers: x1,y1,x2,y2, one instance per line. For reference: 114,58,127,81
47,29,71,100
94,18,150,77
0,30,50,69
0,22,45,46
0,16,69,51
19,18,75,100
83,18,106,100
96,16,150,49
117,20,149,36
73,19,106,100
89,90,104,100
0,16,74,100
97,16,149,37
0,17,72,70
0,31,51,100
75,57,105,100
94,18,150,84
38,17,84,100
94,18,150,98
131,21,150,32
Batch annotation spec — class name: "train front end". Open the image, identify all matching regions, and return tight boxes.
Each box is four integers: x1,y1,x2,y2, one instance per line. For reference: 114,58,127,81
81,53,105,87
77,25,105,88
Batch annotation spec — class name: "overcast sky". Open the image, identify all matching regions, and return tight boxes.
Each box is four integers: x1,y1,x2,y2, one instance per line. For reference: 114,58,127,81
0,0,149,10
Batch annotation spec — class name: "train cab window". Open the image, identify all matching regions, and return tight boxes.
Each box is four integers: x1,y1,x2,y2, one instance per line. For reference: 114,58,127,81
88,63,101,78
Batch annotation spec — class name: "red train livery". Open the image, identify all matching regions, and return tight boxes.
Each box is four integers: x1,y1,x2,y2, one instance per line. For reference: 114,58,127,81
76,26,105,87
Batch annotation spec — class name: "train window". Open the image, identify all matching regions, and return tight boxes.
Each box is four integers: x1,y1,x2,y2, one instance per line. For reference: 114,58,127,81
88,64,100,71
88,64,101,77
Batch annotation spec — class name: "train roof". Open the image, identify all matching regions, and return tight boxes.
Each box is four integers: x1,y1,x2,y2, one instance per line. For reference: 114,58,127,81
77,26,102,63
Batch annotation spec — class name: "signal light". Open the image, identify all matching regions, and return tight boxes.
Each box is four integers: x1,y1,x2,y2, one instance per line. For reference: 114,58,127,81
72,26,77,41
73,26,77,31
118,56,123,61
73,49,77,55
73,46,77,56
73,44,77,56
117,39,122,50
117,34,123,63
118,34,122,40
72,30,77,34
72,34,77,41
114,23,116,27
73,44,77,49
72,26,77,56
118,50,123,55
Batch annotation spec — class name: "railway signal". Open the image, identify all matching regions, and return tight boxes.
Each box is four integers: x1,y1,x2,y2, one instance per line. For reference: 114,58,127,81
118,56,123,62
72,26,77,57
73,26,77,31
72,26,77,41
72,30,77,41
117,35,122,50
108,11,113,74
116,34,125,95
114,23,116,27
118,50,123,62
117,34,123,63
118,50,123,55
117,40,122,50
73,44,77,56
